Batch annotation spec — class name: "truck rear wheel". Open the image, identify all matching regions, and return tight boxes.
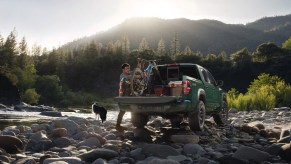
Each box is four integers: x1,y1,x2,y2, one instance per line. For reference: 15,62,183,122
188,100,205,131
131,113,149,128
170,115,183,128
213,100,228,126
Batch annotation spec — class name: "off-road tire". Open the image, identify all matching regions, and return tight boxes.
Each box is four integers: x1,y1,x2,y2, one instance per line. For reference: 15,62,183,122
131,112,149,128
170,115,184,128
188,100,205,131
213,100,228,126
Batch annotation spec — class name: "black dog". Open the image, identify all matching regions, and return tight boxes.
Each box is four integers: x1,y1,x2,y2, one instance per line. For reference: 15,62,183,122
92,102,107,123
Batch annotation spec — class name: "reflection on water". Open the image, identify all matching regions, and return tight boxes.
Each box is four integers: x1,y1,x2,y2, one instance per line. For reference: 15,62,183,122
0,110,132,130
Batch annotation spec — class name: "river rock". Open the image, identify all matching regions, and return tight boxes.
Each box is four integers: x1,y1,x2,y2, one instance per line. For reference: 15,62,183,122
279,143,291,162
29,130,48,141
183,143,206,156
43,157,83,164
170,134,199,144
26,139,53,152
232,145,271,163
52,119,80,136
52,128,67,138
0,135,23,154
53,137,72,148
77,137,101,148
77,148,118,162
141,144,180,158
72,131,88,140
10,157,37,164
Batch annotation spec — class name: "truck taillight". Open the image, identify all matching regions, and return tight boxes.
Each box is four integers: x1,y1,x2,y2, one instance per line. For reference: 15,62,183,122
182,80,190,94
119,82,123,96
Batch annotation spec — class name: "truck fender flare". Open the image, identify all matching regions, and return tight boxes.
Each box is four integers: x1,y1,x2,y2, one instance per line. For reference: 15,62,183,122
197,88,205,102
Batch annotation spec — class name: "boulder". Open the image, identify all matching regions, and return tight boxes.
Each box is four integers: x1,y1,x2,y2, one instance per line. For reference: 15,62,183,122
233,146,271,163
0,135,23,154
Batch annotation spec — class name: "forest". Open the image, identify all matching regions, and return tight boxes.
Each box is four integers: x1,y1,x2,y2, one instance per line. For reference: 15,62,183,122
1,27,291,110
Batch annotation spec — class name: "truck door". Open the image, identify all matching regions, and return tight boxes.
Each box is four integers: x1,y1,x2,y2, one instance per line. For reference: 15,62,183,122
200,68,220,109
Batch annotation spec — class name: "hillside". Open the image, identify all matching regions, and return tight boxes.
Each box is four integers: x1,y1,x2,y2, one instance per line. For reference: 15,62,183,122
60,14,291,54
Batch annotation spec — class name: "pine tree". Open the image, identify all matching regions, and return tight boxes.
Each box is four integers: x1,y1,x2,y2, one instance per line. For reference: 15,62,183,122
121,35,130,55
139,37,149,51
183,46,192,55
170,32,180,59
17,37,30,69
1,30,18,67
157,38,166,56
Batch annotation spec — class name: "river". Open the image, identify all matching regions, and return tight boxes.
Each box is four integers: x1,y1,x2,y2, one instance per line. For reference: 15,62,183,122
0,110,132,130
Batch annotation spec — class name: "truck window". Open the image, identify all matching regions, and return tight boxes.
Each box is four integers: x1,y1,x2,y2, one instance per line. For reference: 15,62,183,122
179,66,200,80
201,68,217,85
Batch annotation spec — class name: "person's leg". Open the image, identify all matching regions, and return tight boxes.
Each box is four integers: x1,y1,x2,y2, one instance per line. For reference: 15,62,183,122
116,110,125,127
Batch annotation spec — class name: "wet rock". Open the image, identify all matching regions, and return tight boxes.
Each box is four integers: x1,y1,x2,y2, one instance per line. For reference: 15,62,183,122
0,135,23,154
141,144,180,158
277,136,291,143
232,145,271,163
77,148,118,162
92,158,107,164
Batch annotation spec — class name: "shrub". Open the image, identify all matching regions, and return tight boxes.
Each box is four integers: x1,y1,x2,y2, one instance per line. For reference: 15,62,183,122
22,88,40,104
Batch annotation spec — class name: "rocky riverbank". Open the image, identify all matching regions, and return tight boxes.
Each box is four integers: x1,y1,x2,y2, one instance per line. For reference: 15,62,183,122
0,107,291,164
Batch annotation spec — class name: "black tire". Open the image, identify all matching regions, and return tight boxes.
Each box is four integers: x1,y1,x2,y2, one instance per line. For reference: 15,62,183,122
131,112,149,128
170,115,183,128
130,68,145,96
188,100,205,131
213,100,228,126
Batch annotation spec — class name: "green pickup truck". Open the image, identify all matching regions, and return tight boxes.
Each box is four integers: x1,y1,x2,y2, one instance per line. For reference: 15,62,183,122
114,63,228,131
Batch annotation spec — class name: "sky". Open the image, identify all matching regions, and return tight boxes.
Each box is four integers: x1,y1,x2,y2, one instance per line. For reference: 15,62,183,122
1,0,291,50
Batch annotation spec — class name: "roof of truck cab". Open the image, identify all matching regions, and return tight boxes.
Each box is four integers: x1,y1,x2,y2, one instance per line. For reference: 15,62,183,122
158,63,201,67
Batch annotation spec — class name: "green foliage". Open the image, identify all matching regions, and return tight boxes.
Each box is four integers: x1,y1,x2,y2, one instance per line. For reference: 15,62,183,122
282,37,291,50
22,88,40,104
248,73,282,94
228,73,291,111
35,75,64,105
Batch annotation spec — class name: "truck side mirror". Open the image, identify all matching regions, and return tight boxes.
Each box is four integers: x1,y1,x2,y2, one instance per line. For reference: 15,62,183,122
217,80,223,87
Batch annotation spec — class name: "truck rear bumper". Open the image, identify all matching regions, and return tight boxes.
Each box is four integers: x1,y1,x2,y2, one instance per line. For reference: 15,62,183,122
114,96,191,113
114,96,181,104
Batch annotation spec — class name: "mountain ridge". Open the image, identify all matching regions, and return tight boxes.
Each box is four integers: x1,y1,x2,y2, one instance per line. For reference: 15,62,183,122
60,14,291,54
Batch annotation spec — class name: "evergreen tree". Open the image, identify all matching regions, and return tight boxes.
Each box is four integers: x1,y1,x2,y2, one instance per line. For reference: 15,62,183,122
157,38,166,56
183,46,192,56
17,37,31,69
1,30,18,67
170,32,180,59
121,35,130,55
139,37,149,51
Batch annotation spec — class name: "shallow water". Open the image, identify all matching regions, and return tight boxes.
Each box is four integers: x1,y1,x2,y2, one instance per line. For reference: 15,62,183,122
0,110,132,130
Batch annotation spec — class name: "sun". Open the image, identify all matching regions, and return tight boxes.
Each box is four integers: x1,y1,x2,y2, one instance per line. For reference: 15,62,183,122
136,1,181,19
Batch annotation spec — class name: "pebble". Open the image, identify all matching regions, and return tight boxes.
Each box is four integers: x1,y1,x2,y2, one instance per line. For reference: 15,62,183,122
0,108,291,163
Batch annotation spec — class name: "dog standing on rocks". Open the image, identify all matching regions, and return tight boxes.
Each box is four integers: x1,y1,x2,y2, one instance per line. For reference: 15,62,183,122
92,102,107,123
